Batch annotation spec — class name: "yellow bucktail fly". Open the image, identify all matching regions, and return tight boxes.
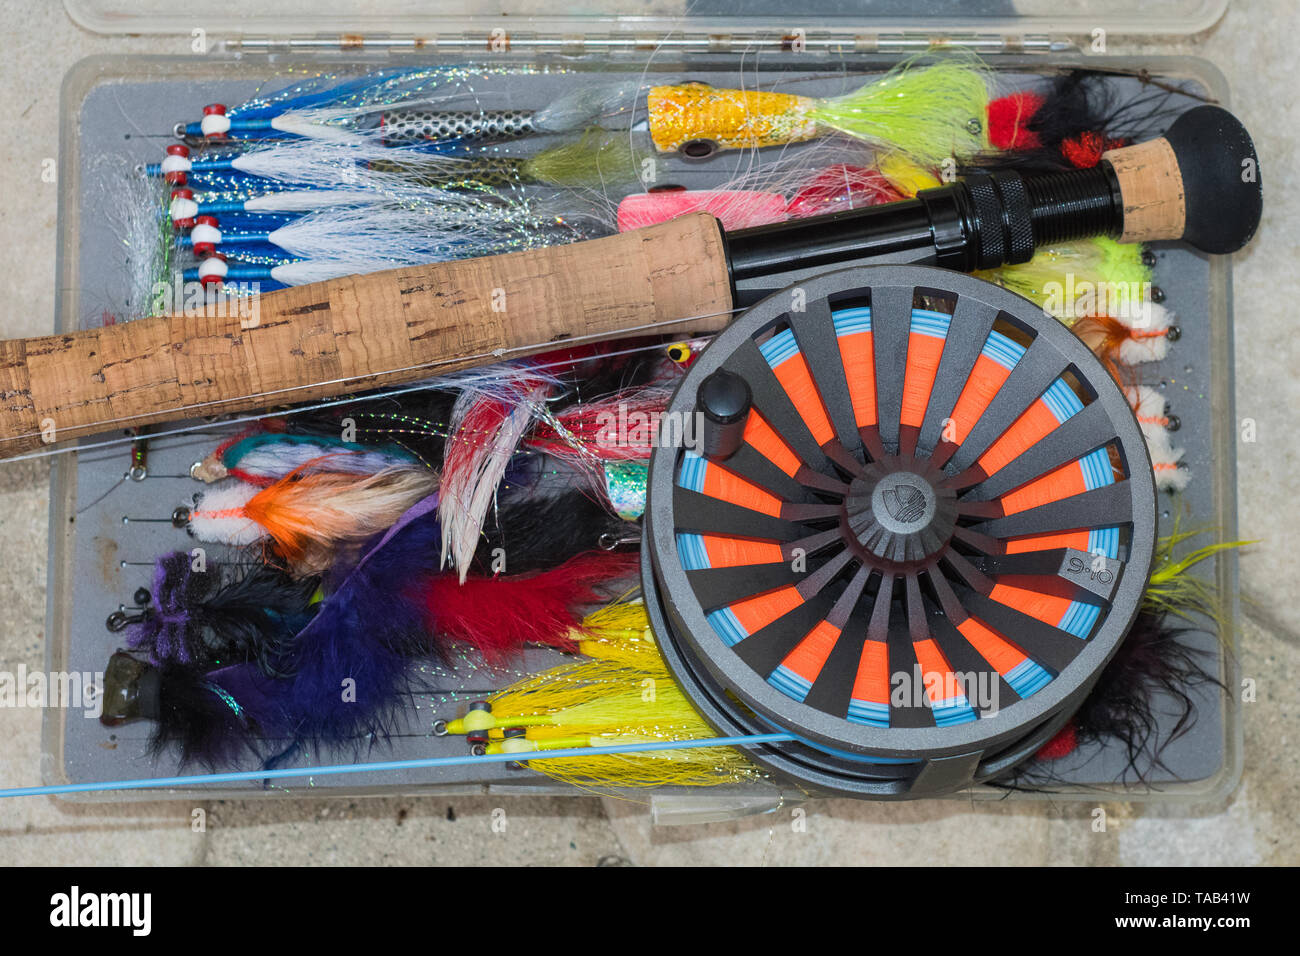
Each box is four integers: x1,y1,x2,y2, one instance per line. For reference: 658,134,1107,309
1144,520,1254,631
976,236,1156,324
876,152,943,197
444,598,764,788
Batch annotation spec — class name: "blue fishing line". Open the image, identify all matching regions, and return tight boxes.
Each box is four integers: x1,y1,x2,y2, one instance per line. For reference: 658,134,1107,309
0,732,796,799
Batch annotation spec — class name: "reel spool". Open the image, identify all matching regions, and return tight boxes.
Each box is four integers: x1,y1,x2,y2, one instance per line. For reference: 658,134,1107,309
643,265,1157,798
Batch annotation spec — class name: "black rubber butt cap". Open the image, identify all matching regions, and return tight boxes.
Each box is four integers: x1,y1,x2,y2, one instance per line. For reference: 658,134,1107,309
1164,105,1262,254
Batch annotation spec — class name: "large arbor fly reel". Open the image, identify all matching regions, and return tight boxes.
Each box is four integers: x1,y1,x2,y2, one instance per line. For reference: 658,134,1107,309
643,265,1157,799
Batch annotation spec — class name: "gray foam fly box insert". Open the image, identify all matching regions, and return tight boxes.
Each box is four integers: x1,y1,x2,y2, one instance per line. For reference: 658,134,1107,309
42,59,1237,800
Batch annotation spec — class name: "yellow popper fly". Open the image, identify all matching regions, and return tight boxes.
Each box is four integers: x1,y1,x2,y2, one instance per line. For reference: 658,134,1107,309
646,57,991,166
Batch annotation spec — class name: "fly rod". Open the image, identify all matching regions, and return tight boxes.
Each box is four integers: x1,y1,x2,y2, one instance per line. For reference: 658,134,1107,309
0,105,1260,460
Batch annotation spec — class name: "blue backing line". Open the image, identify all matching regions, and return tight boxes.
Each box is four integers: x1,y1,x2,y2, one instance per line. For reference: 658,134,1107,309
1088,526,1119,558
1081,445,1120,564
706,608,748,647
983,329,1025,370
1037,378,1118,638
679,449,753,646
767,666,812,702
677,450,707,493
832,306,871,336
758,327,799,367
1040,377,1081,423
1060,601,1103,639
910,308,952,339
846,699,890,728
1004,658,1053,698
676,532,709,571
0,733,798,799
931,697,978,726
1079,447,1112,489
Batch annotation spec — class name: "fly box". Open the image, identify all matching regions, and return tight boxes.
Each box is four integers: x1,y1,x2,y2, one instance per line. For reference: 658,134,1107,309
31,0,1246,817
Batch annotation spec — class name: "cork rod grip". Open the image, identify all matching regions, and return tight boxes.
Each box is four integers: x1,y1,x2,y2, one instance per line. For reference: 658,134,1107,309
0,213,733,459
1101,138,1187,244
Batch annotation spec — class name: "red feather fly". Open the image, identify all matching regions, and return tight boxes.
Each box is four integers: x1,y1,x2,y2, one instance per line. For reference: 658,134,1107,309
527,385,674,466
987,91,1045,151
784,164,903,219
419,552,638,664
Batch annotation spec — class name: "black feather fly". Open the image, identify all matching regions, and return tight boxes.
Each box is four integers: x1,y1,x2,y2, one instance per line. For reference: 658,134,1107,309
997,609,1225,792
975,71,1203,175
1071,611,1223,775
473,487,632,576
125,552,319,674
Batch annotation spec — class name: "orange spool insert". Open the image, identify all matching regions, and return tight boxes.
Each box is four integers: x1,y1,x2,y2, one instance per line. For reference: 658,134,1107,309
900,332,946,428
838,331,878,428
772,353,836,446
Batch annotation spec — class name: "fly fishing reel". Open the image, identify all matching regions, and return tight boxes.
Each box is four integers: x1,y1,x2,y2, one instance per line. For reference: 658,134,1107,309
643,265,1157,798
